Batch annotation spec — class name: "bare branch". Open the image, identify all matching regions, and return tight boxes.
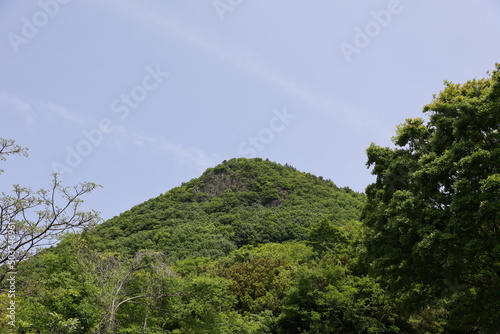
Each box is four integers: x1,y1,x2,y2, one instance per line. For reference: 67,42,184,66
0,139,28,174
1,171,102,285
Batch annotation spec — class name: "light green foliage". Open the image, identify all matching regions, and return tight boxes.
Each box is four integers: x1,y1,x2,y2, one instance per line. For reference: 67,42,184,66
0,139,29,175
222,242,312,315
307,217,349,255
12,235,100,333
172,276,234,333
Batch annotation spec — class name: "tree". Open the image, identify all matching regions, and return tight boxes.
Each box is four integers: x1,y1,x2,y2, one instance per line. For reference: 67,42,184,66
10,236,101,333
276,255,401,334
0,138,101,285
80,249,179,333
363,65,500,332
306,217,348,255
0,139,28,174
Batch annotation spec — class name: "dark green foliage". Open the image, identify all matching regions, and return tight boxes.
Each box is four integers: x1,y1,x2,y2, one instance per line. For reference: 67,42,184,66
363,64,500,333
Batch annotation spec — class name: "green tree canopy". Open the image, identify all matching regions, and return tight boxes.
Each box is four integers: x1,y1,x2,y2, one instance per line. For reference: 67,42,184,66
363,65,500,332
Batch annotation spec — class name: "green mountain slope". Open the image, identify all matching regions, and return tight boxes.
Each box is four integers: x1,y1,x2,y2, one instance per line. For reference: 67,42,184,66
92,158,365,261
9,158,407,333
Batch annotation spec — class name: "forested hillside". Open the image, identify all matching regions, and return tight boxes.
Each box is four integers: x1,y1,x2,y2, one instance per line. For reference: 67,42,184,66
4,158,388,333
92,158,364,261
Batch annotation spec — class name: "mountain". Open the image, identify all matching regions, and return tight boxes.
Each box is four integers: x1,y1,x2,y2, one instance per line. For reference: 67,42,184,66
9,158,406,333
11,148,497,333
92,158,365,261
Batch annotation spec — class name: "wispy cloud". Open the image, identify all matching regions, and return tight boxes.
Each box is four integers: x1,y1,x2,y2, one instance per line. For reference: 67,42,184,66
111,125,220,170
0,91,36,127
96,1,370,121
41,101,86,126
0,91,88,129
158,139,220,169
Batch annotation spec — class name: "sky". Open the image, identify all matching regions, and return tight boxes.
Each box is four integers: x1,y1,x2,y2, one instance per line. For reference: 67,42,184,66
1,0,499,221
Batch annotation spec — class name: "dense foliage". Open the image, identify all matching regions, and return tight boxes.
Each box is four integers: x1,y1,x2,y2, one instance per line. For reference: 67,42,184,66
3,158,375,333
91,158,364,261
363,65,500,333
1,65,499,333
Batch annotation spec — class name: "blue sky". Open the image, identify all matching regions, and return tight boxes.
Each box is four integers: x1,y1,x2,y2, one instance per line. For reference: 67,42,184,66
1,0,499,220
